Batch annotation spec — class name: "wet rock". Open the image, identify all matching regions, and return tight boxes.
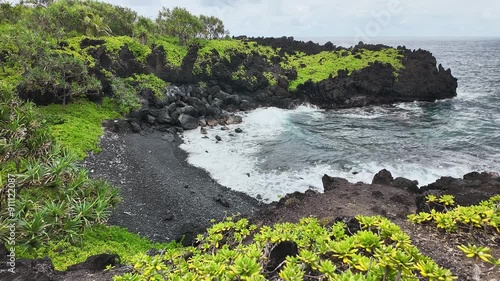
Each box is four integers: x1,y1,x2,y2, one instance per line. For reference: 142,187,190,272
200,127,208,135
239,100,257,111
206,117,219,127
322,174,349,191
226,115,243,125
392,177,420,193
235,128,243,133
221,125,229,131
372,169,393,185
215,135,222,141
178,114,199,130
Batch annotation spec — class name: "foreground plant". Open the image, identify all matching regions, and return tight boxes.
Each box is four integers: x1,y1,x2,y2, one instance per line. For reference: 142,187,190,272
0,87,119,249
114,216,456,281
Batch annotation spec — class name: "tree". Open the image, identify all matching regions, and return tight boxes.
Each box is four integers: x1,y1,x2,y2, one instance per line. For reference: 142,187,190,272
134,16,156,44
18,54,102,106
156,7,203,46
83,12,112,37
20,0,55,7
199,15,229,39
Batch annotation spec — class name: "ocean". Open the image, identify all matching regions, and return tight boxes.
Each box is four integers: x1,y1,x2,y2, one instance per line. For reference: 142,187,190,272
180,38,500,202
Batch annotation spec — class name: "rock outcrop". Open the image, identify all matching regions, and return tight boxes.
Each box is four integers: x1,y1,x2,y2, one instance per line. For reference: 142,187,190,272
18,37,458,132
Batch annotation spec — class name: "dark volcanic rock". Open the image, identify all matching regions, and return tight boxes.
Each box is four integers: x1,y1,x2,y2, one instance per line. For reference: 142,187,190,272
322,174,349,191
417,173,500,212
392,177,420,194
66,254,120,272
178,114,199,130
2,257,55,281
296,51,457,109
372,169,394,185
266,241,299,272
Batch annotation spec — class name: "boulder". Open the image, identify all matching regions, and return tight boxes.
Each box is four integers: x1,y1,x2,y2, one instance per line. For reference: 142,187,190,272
206,117,219,127
391,177,420,193
178,114,199,130
322,174,349,191
179,105,198,117
156,108,173,124
226,115,243,125
146,114,155,124
66,254,120,272
226,94,241,106
372,169,393,185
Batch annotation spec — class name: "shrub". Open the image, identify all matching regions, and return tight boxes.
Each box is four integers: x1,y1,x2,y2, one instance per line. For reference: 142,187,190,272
114,216,456,280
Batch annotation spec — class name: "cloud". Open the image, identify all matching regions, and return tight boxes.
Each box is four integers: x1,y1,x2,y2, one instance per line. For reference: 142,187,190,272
99,0,500,37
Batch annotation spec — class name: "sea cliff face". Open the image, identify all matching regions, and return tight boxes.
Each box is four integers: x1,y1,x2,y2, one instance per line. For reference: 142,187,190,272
19,36,458,130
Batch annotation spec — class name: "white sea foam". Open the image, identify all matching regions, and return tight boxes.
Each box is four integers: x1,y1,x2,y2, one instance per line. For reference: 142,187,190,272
180,106,495,202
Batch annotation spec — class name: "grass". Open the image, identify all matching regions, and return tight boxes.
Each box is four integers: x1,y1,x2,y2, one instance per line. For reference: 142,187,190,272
36,98,121,159
152,36,188,67
283,49,405,90
18,224,179,271
104,36,151,63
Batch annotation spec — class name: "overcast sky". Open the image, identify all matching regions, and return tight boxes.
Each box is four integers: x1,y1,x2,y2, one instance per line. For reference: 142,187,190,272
102,0,498,38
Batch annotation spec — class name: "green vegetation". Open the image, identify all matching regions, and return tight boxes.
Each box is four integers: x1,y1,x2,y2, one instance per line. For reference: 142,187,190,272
156,7,228,46
283,49,404,90
408,194,500,233
19,225,178,271
104,36,151,63
115,216,456,281
125,73,168,99
36,99,121,159
409,195,500,267
152,36,188,67
0,88,119,249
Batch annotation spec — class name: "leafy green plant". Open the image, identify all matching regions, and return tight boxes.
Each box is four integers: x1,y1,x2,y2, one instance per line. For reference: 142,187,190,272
114,216,456,281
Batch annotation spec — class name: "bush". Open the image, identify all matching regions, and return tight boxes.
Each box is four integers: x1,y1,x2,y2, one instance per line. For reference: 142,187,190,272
115,216,456,281
0,92,119,249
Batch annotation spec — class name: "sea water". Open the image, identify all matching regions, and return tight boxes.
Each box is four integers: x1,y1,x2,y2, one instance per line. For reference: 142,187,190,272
180,38,500,202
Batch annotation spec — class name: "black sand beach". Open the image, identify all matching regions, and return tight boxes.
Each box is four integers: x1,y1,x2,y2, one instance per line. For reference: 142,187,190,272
83,124,260,243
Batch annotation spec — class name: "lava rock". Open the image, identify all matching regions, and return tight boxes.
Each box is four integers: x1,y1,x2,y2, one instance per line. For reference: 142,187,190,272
322,174,349,191
372,169,393,185
226,115,243,125
130,121,142,133
66,254,120,272
178,114,199,130
391,177,420,193
156,108,173,124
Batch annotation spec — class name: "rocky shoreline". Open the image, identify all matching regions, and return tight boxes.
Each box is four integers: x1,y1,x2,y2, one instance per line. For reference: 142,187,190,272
6,121,499,280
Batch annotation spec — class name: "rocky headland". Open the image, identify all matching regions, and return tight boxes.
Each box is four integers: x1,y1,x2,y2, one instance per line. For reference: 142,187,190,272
9,37,499,281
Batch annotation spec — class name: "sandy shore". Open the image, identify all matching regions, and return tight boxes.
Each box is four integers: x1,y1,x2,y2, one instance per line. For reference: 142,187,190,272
83,124,260,243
